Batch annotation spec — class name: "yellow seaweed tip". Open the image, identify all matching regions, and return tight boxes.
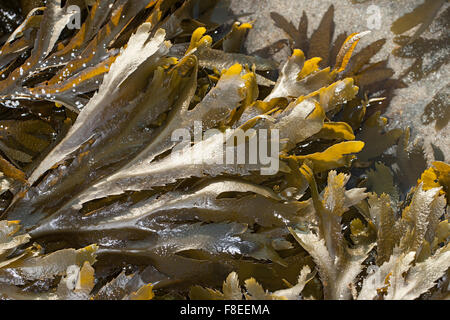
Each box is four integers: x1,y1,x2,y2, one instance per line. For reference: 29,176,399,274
292,49,305,58
298,57,322,80
129,283,155,300
235,22,253,30
223,63,243,77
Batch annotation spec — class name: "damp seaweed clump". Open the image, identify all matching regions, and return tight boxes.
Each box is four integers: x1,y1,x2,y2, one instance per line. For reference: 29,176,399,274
0,0,448,300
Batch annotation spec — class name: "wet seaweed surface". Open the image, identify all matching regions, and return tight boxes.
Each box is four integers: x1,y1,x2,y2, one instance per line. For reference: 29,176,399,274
0,0,448,300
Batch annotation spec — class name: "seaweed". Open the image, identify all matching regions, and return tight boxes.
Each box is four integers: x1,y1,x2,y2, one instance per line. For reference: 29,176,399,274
0,0,448,301
270,6,404,118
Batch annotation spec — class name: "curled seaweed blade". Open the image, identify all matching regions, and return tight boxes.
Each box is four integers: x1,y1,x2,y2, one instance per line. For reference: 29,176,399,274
285,141,365,173
334,31,371,73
